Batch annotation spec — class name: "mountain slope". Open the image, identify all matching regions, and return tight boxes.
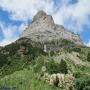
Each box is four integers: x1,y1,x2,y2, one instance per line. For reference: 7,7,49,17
21,11,83,52
0,39,90,89
0,46,90,90
0,11,90,90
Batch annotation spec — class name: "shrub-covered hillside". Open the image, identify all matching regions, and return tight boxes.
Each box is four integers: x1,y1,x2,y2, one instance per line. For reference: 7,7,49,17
0,38,90,90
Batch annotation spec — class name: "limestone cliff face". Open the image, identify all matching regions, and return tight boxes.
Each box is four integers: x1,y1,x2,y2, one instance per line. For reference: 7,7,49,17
21,10,83,52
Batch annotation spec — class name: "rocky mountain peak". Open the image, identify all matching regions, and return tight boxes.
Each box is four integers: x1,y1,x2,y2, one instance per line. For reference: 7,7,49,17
32,10,54,27
33,10,47,20
21,10,83,52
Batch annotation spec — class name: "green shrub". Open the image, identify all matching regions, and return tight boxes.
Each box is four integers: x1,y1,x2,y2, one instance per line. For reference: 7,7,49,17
75,76,90,90
87,52,90,62
72,47,81,52
0,56,28,77
46,59,68,74
73,71,82,78
59,59,68,74
33,56,45,73
50,51,55,56
46,59,60,74
0,54,8,68
61,39,74,45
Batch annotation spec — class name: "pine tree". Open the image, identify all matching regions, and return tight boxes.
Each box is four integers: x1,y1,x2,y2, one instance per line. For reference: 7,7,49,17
59,59,68,74
87,52,90,62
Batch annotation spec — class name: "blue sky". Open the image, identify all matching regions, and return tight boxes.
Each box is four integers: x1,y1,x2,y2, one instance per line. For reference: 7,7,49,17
0,0,90,46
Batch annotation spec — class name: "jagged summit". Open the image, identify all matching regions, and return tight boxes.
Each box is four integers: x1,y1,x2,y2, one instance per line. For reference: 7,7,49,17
32,10,54,28
33,10,47,21
21,10,83,52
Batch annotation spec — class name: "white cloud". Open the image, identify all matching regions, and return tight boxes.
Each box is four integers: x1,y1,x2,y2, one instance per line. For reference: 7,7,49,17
0,39,15,46
53,0,90,33
0,21,27,46
0,0,90,46
0,21,17,46
85,40,90,47
0,0,90,32
0,0,55,21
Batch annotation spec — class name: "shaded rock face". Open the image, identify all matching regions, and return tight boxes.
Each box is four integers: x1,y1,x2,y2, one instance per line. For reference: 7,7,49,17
21,10,83,52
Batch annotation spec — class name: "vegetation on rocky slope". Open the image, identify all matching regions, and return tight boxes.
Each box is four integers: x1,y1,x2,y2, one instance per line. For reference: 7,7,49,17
0,39,90,90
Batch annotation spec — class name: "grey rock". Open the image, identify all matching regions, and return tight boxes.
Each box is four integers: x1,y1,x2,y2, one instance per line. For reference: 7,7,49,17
21,10,83,52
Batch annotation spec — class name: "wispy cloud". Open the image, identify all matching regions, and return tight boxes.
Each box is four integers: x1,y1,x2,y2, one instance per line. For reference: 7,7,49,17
53,0,90,33
0,20,27,46
0,0,55,21
0,0,90,31
85,40,90,47
0,0,90,46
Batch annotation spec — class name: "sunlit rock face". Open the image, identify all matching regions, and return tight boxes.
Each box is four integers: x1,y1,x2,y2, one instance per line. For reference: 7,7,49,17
21,10,83,52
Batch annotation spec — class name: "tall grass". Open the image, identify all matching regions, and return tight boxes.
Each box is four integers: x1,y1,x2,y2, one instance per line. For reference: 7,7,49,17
0,69,60,90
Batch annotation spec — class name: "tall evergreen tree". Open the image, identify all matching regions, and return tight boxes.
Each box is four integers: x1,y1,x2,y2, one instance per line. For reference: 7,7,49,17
87,52,90,62
59,59,68,74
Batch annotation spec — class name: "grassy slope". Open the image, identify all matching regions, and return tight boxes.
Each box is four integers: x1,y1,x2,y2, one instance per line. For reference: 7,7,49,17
0,39,90,90
0,68,59,90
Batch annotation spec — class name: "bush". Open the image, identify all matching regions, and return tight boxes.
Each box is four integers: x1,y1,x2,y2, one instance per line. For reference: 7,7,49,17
87,52,90,62
61,39,74,45
33,56,45,73
59,59,68,74
46,59,68,74
0,54,8,68
0,56,28,76
46,59,60,74
73,71,82,78
75,76,90,90
72,47,81,52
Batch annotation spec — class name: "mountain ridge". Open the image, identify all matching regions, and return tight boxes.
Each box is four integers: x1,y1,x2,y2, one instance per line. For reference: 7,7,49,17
21,10,83,52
